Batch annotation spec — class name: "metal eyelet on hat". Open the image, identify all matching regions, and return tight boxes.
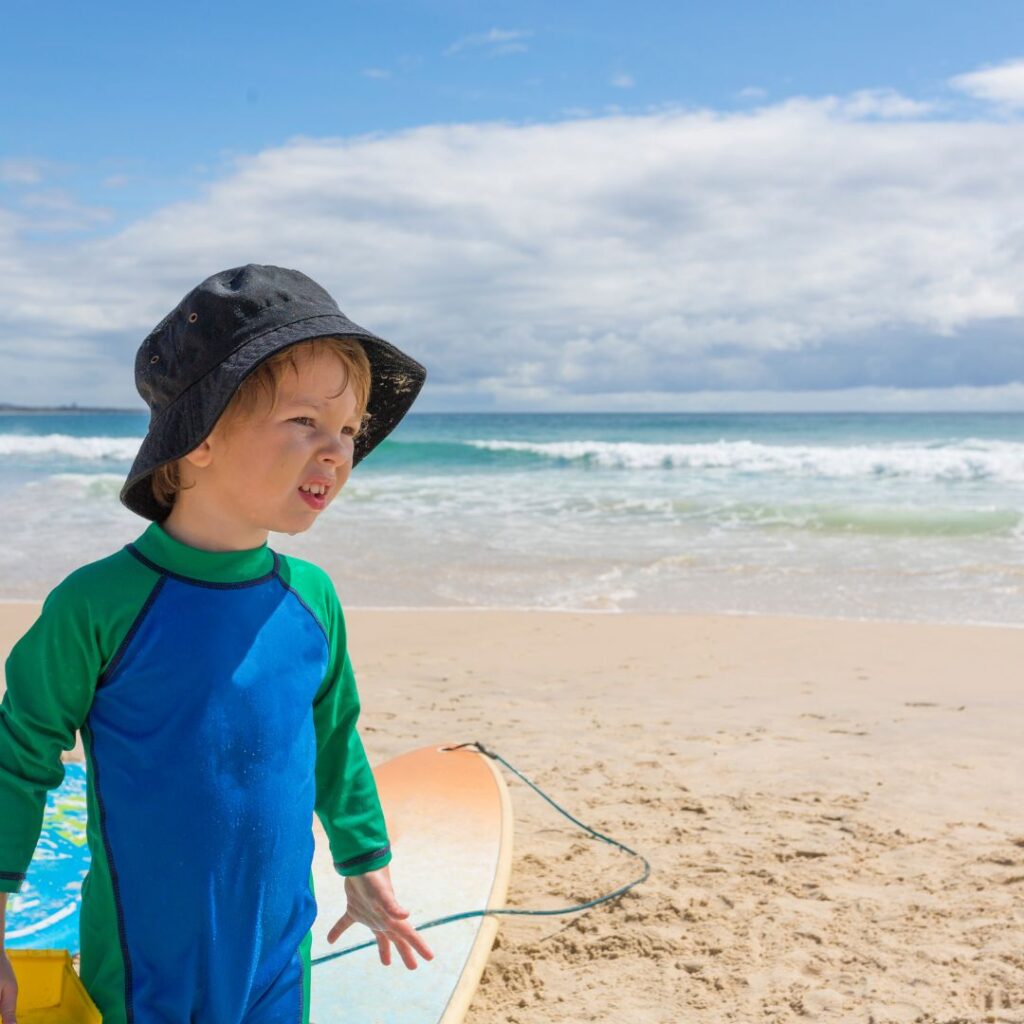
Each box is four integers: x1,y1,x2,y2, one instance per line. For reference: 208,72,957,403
188,312,198,323
150,355,160,363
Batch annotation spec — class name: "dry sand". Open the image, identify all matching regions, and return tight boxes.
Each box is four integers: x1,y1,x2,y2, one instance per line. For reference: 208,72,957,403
2,603,1022,1023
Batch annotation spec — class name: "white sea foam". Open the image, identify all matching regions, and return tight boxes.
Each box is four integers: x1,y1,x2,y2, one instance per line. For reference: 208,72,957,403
464,437,1024,483
4,431,1024,485
0,433,141,460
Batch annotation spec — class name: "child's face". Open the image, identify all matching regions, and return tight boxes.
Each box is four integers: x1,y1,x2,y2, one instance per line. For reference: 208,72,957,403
180,346,362,538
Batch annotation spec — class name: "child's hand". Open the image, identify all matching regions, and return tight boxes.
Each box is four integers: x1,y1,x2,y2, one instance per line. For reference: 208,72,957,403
327,864,435,969
0,950,18,1024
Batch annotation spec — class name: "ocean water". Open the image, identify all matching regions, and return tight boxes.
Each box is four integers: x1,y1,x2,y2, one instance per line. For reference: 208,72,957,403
0,411,1022,626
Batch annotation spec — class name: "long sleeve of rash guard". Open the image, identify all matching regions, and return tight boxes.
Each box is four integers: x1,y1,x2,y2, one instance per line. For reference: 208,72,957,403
310,583,392,878
0,576,102,893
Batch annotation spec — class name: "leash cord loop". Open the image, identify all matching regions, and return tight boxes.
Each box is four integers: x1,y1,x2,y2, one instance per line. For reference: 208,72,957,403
311,740,651,967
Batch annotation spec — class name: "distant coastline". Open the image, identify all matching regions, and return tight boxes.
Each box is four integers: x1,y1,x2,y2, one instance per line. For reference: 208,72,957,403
0,403,142,414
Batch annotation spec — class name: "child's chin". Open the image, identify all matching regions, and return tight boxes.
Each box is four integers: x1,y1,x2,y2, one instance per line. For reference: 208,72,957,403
269,509,318,535
281,522,315,537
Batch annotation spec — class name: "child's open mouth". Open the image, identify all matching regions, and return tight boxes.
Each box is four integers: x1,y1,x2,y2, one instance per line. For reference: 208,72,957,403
297,486,328,510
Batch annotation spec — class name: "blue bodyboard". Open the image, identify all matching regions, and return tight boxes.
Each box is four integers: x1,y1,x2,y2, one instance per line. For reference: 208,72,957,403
4,762,89,952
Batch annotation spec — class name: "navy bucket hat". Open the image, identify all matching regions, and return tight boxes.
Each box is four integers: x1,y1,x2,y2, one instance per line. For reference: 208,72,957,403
120,263,427,522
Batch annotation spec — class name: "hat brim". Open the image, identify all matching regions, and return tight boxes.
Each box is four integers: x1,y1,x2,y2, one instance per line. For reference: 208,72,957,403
120,313,426,522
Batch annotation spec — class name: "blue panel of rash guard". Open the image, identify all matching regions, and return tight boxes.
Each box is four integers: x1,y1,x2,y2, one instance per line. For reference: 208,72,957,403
84,572,328,1022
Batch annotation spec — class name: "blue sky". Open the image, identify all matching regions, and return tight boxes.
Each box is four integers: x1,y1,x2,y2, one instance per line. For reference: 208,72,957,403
2,1,1024,410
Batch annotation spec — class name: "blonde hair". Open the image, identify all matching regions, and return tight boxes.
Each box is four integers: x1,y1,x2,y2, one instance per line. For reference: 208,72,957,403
151,336,372,514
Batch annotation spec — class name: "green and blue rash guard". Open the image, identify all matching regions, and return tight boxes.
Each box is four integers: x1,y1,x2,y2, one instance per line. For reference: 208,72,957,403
0,520,393,1024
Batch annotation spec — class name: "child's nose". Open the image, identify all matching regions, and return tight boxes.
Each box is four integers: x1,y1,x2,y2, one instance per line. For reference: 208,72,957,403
321,433,354,463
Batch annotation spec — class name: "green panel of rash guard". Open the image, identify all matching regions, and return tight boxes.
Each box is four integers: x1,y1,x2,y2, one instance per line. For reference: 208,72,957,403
78,722,130,1024
276,553,393,878
0,547,162,893
301,870,315,1024
1,548,161,1021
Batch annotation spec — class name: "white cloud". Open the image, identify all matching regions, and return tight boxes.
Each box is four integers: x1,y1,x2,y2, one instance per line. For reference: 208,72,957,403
362,67,392,80
489,42,528,57
950,57,1024,108
737,86,767,101
443,28,532,58
2,80,1024,410
15,189,113,232
0,158,52,185
827,87,935,119
610,73,635,89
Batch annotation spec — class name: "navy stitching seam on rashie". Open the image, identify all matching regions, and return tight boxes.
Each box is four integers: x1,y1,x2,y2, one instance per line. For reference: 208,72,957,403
97,572,167,690
82,720,137,1024
125,544,280,590
336,844,392,870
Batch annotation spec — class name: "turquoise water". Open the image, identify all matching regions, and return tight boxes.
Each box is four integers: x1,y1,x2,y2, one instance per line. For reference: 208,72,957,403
1,411,1022,624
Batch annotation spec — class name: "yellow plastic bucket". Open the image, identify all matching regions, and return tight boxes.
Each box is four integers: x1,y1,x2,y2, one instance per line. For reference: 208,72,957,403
6,949,101,1023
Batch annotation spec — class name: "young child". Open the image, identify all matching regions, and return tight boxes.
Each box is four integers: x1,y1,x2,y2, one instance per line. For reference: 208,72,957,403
0,264,433,1024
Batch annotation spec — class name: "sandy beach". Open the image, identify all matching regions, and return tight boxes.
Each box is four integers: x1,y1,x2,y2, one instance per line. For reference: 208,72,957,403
2,603,1022,1023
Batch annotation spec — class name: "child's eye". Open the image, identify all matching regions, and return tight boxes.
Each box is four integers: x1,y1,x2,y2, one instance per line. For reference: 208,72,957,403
292,416,357,437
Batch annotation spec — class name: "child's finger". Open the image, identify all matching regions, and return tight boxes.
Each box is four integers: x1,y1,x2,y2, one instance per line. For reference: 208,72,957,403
378,920,434,968
408,929,435,961
391,934,423,970
394,921,435,962
327,912,352,943
387,915,433,951
0,977,18,1022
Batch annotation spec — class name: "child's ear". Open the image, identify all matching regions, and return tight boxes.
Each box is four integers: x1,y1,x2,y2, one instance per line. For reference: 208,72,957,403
189,411,239,466
181,439,214,469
